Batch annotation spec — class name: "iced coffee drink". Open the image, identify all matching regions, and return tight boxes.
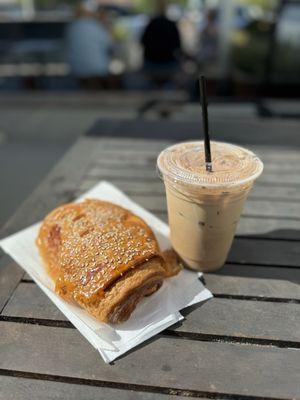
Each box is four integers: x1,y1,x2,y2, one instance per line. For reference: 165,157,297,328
157,141,263,272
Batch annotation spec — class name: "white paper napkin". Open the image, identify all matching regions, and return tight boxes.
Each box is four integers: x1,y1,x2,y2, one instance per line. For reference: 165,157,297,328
0,181,212,363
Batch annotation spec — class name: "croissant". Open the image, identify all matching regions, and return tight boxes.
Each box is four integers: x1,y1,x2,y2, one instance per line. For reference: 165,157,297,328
36,199,179,324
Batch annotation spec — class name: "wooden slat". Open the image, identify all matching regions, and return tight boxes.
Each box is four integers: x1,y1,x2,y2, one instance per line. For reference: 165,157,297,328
228,237,300,267
2,133,300,399
178,298,300,342
90,158,300,180
98,138,170,151
205,264,300,298
92,156,300,172
85,166,162,180
3,283,300,343
91,148,300,166
91,138,300,160
2,283,64,320
236,218,300,239
77,177,300,201
257,163,300,172
1,321,300,399
0,376,194,400
85,166,300,186
0,256,24,313
252,183,300,199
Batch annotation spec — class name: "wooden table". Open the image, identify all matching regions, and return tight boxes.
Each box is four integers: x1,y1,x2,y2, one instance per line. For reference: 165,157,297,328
1,119,300,400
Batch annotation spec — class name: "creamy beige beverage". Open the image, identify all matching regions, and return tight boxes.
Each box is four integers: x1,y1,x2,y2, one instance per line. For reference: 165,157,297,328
157,141,263,272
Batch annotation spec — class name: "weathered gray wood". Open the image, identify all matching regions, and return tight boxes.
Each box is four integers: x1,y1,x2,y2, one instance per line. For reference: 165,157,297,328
260,163,300,172
0,376,194,400
2,283,65,320
3,283,300,343
77,176,300,201
86,166,157,179
1,131,300,399
237,218,300,239
229,237,300,267
97,138,170,151
211,262,300,279
178,298,300,342
94,147,299,169
0,256,24,313
85,165,300,186
91,147,300,165
90,157,300,180
91,137,300,160
205,264,300,298
1,322,300,399
94,161,300,175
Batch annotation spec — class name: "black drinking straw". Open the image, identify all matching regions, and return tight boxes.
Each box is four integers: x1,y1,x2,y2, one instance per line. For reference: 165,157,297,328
199,75,212,172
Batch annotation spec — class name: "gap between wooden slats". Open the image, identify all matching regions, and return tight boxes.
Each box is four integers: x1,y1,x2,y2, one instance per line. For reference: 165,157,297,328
0,375,204,400
2,282,300,345
0,321,300,399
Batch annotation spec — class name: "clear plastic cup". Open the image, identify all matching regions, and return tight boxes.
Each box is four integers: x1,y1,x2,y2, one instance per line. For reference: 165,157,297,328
157,141,263,272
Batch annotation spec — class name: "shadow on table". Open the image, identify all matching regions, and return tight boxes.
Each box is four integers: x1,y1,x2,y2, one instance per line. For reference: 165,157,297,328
206,229,300,285
112,229,300,362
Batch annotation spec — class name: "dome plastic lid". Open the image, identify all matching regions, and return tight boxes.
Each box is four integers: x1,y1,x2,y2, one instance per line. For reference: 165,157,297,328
157,141,263,188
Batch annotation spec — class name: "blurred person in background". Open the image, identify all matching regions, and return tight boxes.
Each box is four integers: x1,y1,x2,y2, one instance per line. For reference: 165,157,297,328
198,8,219,66
141,0,182,88
66,1,114,90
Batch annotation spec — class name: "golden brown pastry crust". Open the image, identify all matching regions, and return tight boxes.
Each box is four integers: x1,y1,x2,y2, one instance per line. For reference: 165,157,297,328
36,199,167,323
161,249,183,277
84,259,165,324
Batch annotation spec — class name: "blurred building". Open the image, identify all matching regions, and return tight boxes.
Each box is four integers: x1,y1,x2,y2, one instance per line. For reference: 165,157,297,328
0,0,34,20
0,0,299,99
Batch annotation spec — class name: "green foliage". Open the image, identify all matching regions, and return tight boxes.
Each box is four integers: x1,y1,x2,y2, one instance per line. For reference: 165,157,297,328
35,0,78,9
237,0,278,11
132,0,187,13
232,22,270,79
34,0,188,12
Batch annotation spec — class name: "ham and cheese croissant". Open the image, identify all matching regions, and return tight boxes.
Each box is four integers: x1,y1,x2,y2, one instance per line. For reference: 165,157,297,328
36,199,179,324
